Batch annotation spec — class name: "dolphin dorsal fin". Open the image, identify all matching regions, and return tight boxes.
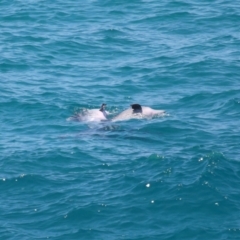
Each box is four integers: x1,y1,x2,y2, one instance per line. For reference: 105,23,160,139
100,103,107,112
131,104,142,113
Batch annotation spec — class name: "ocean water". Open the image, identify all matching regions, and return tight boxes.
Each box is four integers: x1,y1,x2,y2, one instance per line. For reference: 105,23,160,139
1,0,240,239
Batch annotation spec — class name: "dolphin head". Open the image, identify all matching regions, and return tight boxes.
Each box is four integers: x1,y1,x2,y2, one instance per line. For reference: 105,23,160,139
131,104,142,114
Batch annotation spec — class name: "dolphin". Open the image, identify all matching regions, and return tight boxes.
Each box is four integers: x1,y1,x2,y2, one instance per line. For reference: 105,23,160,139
67,103,109,122
112,103,165,122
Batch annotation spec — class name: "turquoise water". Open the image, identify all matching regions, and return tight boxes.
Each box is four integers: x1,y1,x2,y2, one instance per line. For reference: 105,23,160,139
1,0,240,239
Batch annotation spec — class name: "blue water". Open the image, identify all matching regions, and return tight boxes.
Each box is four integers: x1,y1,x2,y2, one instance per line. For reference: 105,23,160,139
1,0,240,239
